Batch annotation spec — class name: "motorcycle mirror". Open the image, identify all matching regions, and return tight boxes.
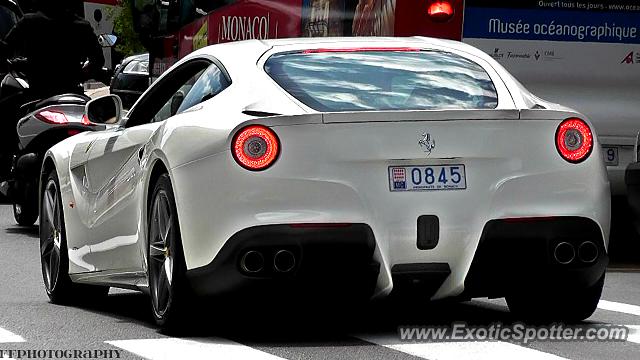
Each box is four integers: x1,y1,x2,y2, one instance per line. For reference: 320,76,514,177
98,34,118,48
85,95,124,125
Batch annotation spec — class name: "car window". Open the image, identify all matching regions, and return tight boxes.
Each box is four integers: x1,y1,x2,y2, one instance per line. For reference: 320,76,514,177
176,63,230,114
125,59,212,128
0,5,18,39
152,70,204,123
264,50,498,112
123,59,149,75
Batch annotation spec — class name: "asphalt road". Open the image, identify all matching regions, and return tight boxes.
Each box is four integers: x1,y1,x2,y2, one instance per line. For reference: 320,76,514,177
1,204,640,360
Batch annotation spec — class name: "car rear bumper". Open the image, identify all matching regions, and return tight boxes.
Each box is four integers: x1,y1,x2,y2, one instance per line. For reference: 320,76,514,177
185,217,607,301
463,217,608,299
186,224,381,300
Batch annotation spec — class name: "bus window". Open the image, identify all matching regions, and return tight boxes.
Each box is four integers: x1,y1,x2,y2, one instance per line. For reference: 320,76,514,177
134,0,182,35
194,0,235,14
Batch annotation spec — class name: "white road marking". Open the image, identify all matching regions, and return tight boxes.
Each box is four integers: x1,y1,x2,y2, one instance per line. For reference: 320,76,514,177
359,335,567,360
474,298,640,319
624,325,640,344
598,300,640,317
0,327,25,343
102,298,640,360
106,338,285,360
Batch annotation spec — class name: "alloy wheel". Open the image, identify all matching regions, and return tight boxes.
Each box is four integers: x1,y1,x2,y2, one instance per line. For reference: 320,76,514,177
40,179,62,292
149,190,174,318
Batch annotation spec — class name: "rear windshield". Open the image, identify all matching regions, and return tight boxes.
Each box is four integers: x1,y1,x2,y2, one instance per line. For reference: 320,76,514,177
264,50,498,112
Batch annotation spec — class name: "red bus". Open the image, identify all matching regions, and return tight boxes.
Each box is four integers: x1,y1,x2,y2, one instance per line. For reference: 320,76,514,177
133,0,464,77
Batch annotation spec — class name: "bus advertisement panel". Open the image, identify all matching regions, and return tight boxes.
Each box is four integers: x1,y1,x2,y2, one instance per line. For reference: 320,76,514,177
463,0,640,195
147,0,464,76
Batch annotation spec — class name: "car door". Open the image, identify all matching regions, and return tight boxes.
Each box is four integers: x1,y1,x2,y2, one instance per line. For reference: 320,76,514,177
82,58,229,272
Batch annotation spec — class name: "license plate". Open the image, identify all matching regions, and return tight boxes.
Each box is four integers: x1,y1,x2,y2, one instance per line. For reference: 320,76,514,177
389,165,467,191
602,146,619,166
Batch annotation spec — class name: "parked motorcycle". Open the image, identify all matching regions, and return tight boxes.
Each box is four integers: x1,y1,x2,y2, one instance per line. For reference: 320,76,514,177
0,58,110,226
0,33,118,226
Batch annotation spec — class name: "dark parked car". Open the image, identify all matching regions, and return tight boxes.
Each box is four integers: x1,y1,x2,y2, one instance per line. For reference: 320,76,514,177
109,53,149,109
625,134,640,230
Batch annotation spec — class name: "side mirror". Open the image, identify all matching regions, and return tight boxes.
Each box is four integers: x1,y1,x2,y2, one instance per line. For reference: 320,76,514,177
86,95,124,125
98,34,118,48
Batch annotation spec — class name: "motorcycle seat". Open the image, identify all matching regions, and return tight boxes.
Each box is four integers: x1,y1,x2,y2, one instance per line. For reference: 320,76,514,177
19,93,91,115
34,93,90,108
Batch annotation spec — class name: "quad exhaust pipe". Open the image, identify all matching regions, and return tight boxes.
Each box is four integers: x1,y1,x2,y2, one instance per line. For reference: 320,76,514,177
239,249,297,274
577,241,599,264
240,250,265,274
553,242,575,265
273,249,296,273
553,241,599,265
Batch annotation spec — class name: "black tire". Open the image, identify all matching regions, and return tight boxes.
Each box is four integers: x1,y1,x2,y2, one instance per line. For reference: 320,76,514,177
506,274,605,323
40,169,109,304
13,201,38,226
147,173,192,332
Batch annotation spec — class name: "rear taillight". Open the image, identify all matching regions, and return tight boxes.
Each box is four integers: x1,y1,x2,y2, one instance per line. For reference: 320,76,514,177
428,1,454,22
232,125,280,171
35,110,68,125
556,118,593,163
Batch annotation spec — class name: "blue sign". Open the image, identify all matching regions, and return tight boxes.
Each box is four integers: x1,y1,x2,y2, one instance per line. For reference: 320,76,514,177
464,7,640,44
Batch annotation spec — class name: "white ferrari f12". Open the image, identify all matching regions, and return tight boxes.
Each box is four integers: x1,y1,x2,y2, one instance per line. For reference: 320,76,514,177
39,37,610,328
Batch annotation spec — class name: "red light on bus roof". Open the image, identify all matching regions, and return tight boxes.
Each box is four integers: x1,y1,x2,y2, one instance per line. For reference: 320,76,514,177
302,47,421,54
428,1,455,22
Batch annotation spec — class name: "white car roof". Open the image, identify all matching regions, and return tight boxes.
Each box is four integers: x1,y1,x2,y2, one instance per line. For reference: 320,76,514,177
188,36,494,66
175,37,543,111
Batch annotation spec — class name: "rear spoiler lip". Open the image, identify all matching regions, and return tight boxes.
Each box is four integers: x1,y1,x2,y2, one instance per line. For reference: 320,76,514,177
519,109,584,121
235,109,584,130
229,108,589,148
321,109,584,124
322,109,520,123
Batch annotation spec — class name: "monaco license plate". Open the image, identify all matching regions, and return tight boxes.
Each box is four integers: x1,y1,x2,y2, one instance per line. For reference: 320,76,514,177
389,165,467,191
602,146,619,166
